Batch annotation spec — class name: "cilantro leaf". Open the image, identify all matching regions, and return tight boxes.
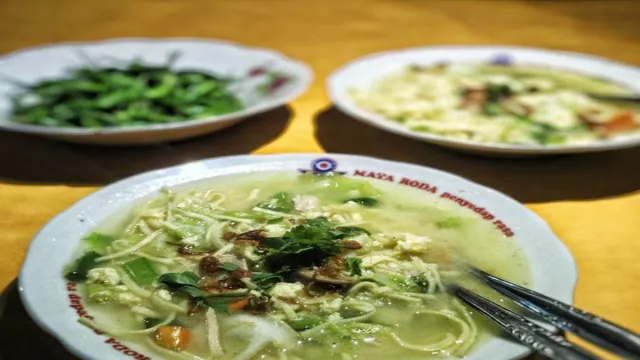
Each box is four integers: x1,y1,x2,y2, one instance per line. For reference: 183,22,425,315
345,258,363,276
197,297,231,313
331,226,370,237
260,217,369,271
158,271,203,297
251,270,286,290
219,262,240,271
158,271,248,311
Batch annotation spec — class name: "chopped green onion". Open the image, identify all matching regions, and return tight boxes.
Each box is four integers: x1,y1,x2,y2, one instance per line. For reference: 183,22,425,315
122,258,159,286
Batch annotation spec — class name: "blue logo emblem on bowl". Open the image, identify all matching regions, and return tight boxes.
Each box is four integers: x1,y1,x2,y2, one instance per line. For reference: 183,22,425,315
312,158,337,173
298,157,346,175
490,54,513,66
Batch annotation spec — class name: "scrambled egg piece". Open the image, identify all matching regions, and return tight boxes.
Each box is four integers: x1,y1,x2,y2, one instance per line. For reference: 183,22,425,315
87,268,120,286
269,282,304,299
155,289,172,302
264,224,288,237
116,292,143,306
293,195,320,212
320,298,343,314
86,274,143,305
394,233,432,253
531,103,579,130
371,232,432,253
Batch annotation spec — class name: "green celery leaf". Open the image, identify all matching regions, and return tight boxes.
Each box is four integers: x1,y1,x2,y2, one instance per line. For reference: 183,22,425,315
83,232,114,252
345,258,363,276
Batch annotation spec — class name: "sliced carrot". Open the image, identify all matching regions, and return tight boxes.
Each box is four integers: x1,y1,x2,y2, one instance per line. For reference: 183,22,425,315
155,325,191,351
599,111,638,133
228,297,250,312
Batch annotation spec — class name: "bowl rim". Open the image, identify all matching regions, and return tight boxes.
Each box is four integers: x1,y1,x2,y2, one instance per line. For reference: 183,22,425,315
18,153,578,360
0,37,314,135
327,44,640,154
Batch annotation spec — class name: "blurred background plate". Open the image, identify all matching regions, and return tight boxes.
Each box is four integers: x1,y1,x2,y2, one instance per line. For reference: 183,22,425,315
0,38,313,145
328,46,640,156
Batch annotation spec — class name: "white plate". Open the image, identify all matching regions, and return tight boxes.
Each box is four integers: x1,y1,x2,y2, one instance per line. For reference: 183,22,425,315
19,153,577,360
328,45,640,156
0,38,313,145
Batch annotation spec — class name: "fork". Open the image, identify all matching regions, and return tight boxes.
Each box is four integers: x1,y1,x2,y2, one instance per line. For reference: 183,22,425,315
451,268,640,360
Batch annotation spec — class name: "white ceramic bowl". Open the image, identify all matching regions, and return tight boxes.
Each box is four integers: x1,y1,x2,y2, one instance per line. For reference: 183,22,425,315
0,38,313,145
19,153,577,360
328,45,640,156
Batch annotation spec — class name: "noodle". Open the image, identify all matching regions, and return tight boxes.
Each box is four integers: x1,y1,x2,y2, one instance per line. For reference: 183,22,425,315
79,312,175,336
64,172,530,359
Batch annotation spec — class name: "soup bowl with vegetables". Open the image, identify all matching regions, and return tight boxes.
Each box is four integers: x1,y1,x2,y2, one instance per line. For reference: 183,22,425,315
0,38,312,144
20,154,577,360
328,46,640,155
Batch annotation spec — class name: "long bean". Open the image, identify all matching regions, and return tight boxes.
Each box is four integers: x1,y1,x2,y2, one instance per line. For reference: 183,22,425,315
8,53,261,128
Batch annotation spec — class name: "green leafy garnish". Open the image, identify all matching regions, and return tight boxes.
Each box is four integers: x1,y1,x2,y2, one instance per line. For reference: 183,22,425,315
345,258,363,276
332,226,371,237
65,251,101,281
250,269,287,290
256,192,295,213
82,232,114,252
158,271,248,313
260,217,368,271
344,197,380,207
197,297,236,313
158,271,202,297
219,262,240,272
486,83,513,102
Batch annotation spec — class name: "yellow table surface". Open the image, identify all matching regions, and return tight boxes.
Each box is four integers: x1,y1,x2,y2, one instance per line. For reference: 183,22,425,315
1,0,640,358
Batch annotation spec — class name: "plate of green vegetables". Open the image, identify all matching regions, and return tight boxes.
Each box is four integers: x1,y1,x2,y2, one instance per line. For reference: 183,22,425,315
0,38,312,144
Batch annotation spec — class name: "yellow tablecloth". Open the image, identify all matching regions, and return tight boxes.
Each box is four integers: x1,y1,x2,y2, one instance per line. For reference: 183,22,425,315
1,0,639,358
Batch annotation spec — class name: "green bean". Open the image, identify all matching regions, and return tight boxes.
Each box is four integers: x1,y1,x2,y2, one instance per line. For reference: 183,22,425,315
145,73,178,99
7,51,269,128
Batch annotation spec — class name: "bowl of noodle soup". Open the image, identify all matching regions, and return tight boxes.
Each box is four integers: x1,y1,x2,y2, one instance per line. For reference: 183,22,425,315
20,154,577,360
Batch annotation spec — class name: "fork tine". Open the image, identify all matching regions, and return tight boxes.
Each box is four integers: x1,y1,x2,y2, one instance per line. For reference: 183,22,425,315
451,285,601,360
470,267,640,359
